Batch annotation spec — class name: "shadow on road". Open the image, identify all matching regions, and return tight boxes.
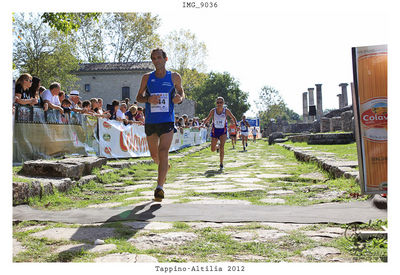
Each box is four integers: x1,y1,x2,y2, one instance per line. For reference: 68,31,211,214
58,201,162,262
204,169,223,177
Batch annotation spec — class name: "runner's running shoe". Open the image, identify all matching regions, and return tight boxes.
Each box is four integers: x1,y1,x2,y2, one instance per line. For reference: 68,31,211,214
154,188,164,202
220,163,224,169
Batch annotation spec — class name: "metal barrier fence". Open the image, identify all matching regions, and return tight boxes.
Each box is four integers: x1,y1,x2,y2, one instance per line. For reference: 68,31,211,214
14,105,84,125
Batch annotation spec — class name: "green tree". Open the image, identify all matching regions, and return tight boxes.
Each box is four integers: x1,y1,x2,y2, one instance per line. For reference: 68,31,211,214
178,68,207,99
73,15,107,63
13,13,80,90
41,12,101,34
103,13,161,62
163,29,207,72
256,86,299,127
163,29,208,99
191,72,250,118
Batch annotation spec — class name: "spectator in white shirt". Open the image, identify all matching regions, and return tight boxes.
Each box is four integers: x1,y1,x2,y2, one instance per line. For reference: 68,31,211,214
116,102,128,124
41,82,63,114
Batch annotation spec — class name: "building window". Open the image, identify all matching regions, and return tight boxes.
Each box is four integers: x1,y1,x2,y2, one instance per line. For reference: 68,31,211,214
84,84,90,92
122,86,130,100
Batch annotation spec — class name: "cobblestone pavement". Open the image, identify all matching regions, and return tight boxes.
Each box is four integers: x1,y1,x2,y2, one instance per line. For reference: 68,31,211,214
12,140,387,263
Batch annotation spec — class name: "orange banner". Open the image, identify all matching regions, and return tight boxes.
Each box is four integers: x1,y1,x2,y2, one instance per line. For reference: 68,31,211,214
352,45,387,194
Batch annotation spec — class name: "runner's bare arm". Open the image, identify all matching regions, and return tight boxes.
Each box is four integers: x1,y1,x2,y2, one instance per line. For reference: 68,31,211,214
202,109,214,126
136,74,159,104
226,109,237,126
172,72,185,104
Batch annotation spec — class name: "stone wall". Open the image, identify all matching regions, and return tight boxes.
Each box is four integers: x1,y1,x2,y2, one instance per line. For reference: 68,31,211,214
76,72,144,106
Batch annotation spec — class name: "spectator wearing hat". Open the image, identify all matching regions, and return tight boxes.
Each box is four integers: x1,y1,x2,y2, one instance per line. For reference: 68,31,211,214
41,82,64,114
68,90,83,113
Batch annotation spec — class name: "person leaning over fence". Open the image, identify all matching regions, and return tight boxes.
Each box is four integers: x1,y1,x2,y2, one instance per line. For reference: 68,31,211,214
41,82,64,114
135,106,145,123
27,76,41,106
14,73,38,106
81,100,94,115
58,91,65,104
136,48,185,202
117,102,129,125
109,100,120,120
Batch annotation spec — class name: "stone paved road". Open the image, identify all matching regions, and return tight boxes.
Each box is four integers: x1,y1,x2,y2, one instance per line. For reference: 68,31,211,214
13,140,387,263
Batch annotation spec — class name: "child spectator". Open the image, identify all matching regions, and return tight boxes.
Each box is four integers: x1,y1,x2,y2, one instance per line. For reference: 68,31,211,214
81,100,93,115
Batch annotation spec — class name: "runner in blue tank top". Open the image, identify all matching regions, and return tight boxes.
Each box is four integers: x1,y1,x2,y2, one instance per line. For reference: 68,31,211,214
202,97,237,169
136,48,185,202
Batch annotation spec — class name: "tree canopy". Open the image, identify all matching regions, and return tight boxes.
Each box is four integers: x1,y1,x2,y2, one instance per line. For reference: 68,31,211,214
256,86,300,128
190,72,250,119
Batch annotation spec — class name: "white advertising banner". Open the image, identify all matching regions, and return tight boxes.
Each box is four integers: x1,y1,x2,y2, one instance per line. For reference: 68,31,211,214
98,118,208,158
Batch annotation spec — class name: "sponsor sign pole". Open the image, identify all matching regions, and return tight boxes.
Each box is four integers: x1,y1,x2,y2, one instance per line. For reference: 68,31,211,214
351,44,387,194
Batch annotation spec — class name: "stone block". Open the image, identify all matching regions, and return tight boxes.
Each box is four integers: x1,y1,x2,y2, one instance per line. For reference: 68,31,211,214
19,159,85,179
320,118,331,132
19,156,107,179
341,110,353,132
330,117,342,132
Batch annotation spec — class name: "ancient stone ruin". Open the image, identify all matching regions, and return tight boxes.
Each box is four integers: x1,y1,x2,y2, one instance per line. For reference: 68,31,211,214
264,83,355,145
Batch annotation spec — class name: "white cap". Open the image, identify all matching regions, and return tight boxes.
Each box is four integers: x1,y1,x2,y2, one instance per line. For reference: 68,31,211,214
70,90,80,96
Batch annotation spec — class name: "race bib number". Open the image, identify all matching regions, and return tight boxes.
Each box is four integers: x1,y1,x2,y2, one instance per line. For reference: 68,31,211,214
150,93,169,113
215,120,224,128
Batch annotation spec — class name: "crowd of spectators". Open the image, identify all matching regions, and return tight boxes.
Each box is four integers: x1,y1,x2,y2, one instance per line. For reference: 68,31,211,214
13,73,149,126
14,73,209,130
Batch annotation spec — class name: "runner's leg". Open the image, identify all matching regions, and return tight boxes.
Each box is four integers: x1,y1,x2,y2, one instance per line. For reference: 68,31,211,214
219,134,227,167
146,133,159,164
211,137,218,152
157,130,174,188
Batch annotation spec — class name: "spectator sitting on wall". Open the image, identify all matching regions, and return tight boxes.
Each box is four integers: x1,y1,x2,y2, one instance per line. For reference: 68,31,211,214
135,106,145,123
14,73,38,106
41,82,64,114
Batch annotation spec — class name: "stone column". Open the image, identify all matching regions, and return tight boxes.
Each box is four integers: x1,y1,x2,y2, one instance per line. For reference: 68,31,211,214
339,83,348,107
315,84,323,119
308,88,315,122
302,92,308,122
337,94,343,109
308,88,315,106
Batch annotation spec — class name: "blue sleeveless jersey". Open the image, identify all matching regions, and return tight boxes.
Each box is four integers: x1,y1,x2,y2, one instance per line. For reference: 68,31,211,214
145,71,175,124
